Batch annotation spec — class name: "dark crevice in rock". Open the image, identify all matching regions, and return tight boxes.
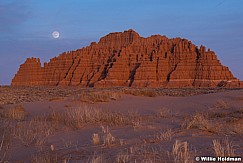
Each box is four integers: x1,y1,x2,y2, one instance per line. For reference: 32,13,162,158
166,63,178,82
129,63,141,87
86,71,95,87
79,71,85,84
98,52,116,81
69,58,81,85
193,48,202,86
63,56,77,80
156,57,159,81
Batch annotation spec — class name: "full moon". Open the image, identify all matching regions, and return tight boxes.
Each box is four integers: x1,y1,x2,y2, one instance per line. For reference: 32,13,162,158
52,31,60,38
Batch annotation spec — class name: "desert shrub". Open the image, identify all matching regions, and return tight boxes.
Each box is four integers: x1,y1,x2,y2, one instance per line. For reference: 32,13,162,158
123,89,158,97
79,91,121,103
116,151,129,163
0,120,11,162
172,140,194,163
158,107,174,118
13,119,56,147
49,97,64,101
101,126,116,146
206,107,243,135
127,144,171,162
155,129,173,141
213,138,235,157
213,99,230,109
0,105,27,120
229,119,243,135
92,133,100,145
31,149,58,163
182,112,210,131
47,104,141,129
182,112,227,134
143,129,173,143
31,152,53,163
89,154,104,163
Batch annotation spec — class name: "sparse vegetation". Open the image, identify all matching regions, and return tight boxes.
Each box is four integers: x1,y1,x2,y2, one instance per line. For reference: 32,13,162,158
31,152,54,163
89,154,104,163
172,140,194,163
49,97,64,101
101,126,116,146
0,105,27,120
158,107,174,118
47,104,141,128
92,133,100,145
213,99,230,109
1,87,243,162
0,120,11,163
213,138,235,157
79,91,121,103
142,129,173,143
123,88,158,97
116,151,129,163
183,112,210,131
182,111,231,134
13,119,56,147
155,129,173,141
230,119,243,134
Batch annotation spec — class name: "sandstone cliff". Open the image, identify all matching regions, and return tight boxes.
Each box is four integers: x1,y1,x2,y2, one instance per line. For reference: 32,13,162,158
12,29,242,88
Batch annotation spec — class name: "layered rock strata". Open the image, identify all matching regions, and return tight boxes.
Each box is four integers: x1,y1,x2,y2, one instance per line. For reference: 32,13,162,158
12,29,242,88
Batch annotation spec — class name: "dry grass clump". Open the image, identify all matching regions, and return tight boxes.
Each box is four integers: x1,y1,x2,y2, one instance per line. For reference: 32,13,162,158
116,151,129,163
182,112,210,131
89,154,104,163
13,119,56,147
182,112,227,134
213,99,230,109
229,119,243,135
127,144,171,162
101,126,116,146
131,119,141,129
46,111,65,123
213,138,235,157
123,88,158,97
92,133,100,145
49,97,64,101
172,140,194,163
206,106,243,135
31,147,60,163
31,152,55,163
0,105,27,120
79,91,121,103
143,129,173,143
0,120,11,162
48,104,141,129
208,99,232,118
155,129,173,141
92,126,116,147
158,107,174,118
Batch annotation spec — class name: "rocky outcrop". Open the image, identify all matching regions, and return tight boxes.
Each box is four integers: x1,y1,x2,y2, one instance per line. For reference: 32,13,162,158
12,29,242,88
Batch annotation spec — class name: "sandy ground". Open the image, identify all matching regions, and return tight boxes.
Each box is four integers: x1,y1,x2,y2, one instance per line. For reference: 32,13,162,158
0,88,242,162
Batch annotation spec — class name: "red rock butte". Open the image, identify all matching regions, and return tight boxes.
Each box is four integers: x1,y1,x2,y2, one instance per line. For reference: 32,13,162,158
12,29,243,88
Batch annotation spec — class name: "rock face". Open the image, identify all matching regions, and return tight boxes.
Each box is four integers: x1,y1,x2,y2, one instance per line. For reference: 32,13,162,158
12,29,242,88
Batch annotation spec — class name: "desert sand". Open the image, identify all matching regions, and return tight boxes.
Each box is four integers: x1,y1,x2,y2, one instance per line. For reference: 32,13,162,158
0,87,242,162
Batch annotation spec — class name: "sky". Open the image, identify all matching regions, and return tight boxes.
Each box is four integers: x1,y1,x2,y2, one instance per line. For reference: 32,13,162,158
0,0,243,85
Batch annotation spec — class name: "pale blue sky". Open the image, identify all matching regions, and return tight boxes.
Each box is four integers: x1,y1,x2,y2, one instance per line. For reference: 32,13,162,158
0,0,243,85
